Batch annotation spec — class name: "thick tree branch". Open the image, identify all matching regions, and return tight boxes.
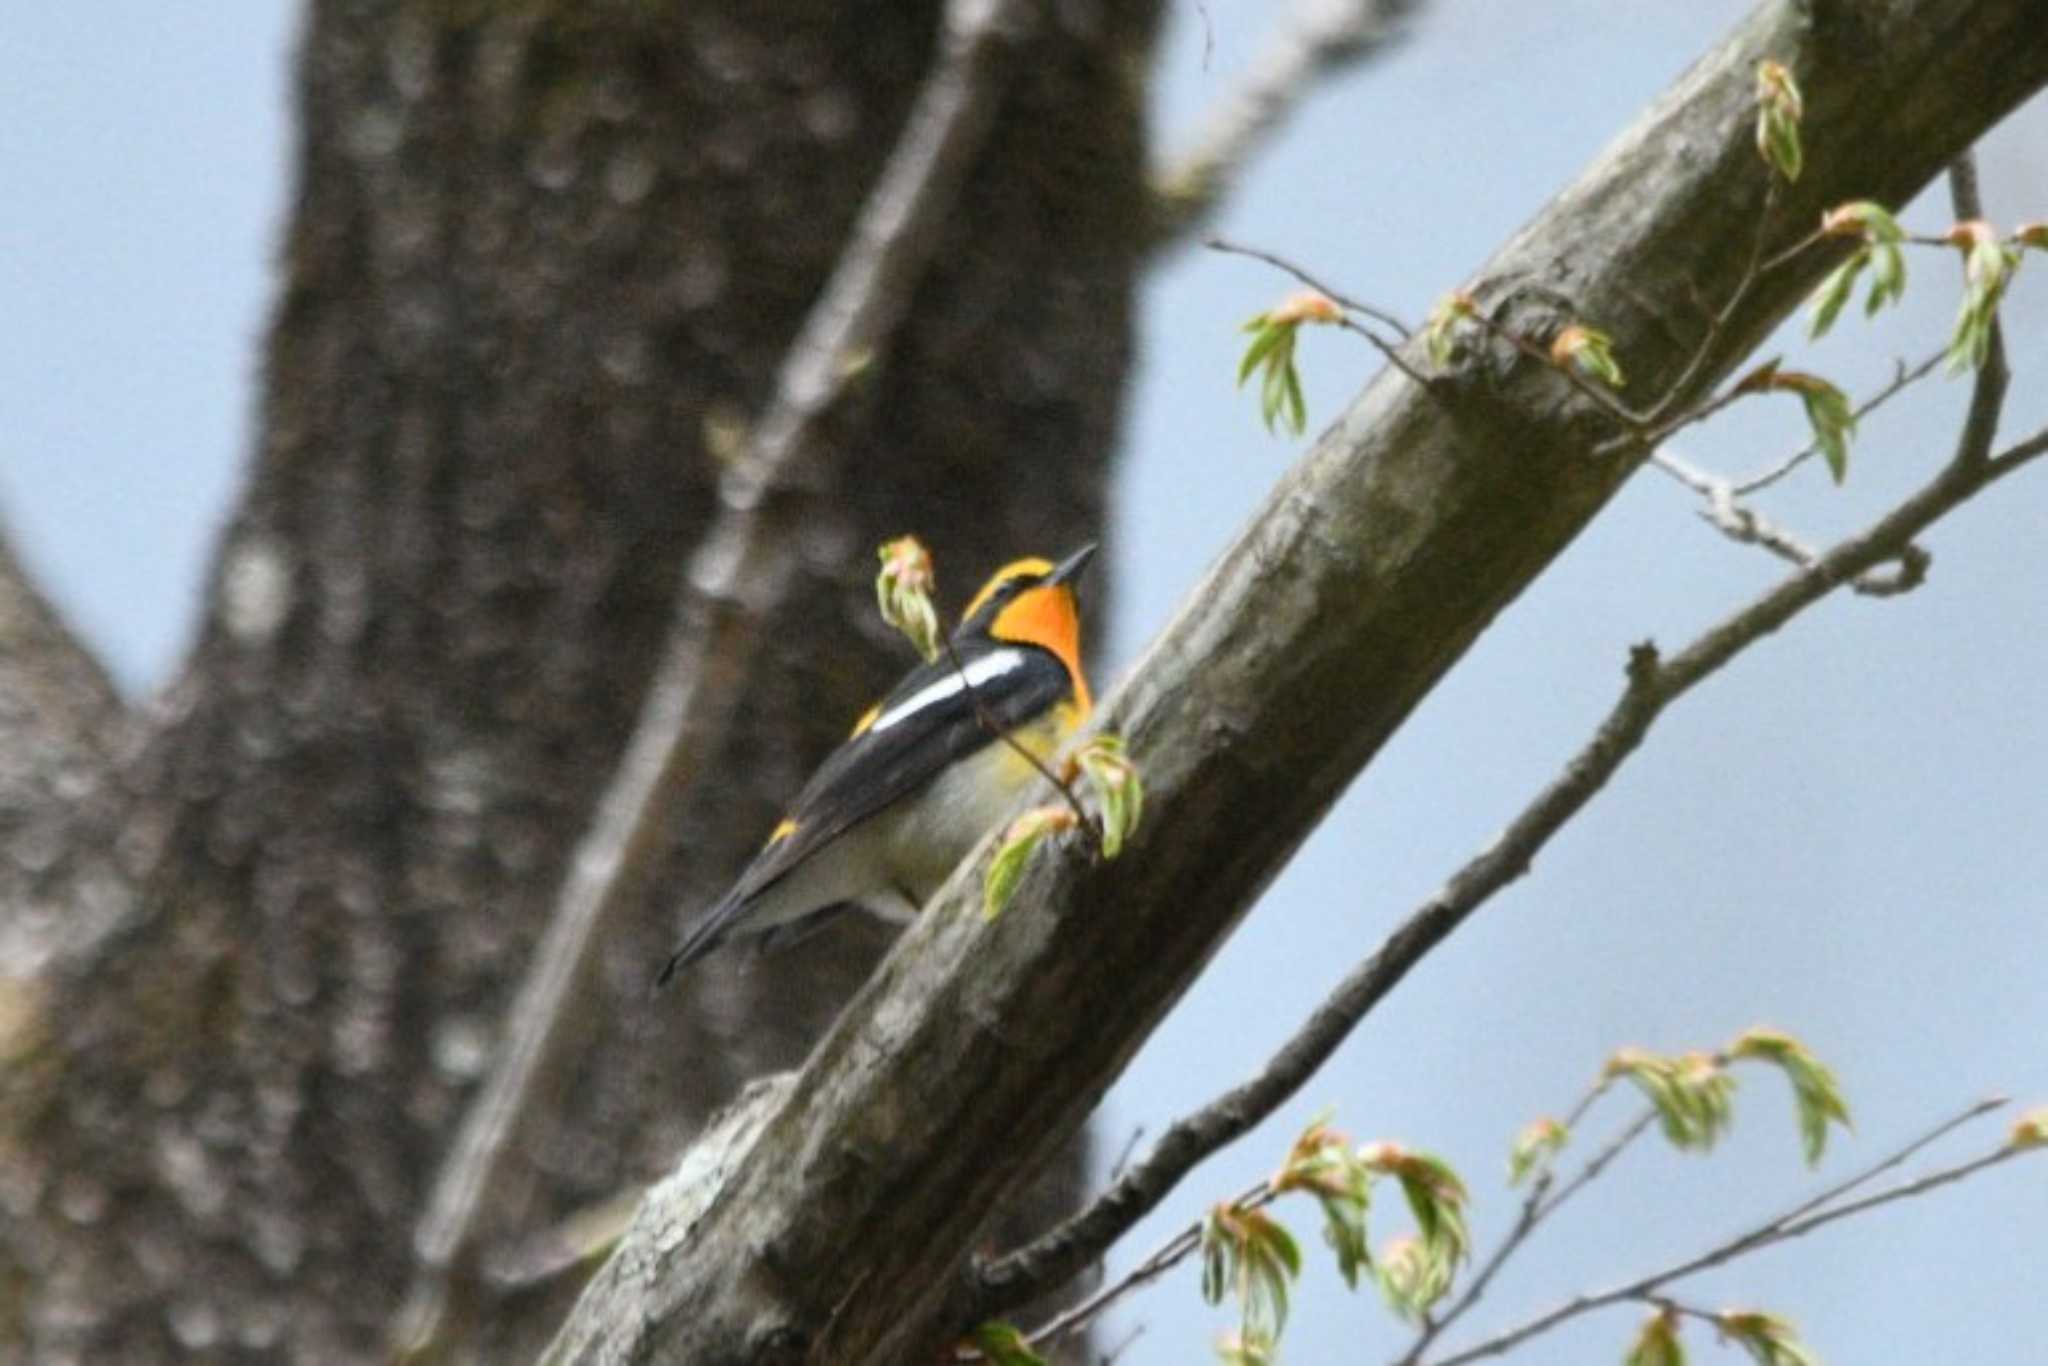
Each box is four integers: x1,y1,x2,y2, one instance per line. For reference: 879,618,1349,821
545,2,2048,1360
1152,0,1422,247
397,0,1036,1349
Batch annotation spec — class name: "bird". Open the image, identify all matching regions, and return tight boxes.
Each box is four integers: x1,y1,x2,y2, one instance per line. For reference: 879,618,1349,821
657,544,1096,983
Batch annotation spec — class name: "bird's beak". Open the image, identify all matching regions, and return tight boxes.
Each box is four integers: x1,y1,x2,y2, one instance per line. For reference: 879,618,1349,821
1048,543,1097,589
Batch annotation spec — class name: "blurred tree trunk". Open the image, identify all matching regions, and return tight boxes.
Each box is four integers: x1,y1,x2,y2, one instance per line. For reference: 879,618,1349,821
0,1,1158,1360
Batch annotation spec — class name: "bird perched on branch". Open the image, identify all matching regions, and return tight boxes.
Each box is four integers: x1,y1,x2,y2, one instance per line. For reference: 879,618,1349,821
658,545,1096,982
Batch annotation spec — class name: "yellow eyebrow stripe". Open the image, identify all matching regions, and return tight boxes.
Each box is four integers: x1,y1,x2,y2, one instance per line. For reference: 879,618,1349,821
764,817,798,849
962,557,1055,621
850,702,882,737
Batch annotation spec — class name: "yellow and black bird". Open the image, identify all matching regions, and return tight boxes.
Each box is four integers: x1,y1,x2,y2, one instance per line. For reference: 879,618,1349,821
658,545,1096,983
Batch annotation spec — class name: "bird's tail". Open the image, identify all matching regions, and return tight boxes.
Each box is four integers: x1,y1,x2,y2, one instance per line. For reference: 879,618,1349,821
654,891,745,987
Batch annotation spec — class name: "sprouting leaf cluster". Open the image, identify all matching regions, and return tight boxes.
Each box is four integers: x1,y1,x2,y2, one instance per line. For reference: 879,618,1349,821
1198,1118,1470,1360
1237,290,1341,437
983,734,1147,920
1601,1027,1850,1166
876,534,942,662
1754,59,1804,182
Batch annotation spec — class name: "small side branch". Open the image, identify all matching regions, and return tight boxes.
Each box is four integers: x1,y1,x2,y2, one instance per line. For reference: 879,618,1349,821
969,413,2048,1324
1429,1097,2017,1365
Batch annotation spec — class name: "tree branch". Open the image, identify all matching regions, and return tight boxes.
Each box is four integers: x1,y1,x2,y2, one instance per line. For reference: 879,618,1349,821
1430,1097,2022,1364
540,4,2048,1359
396,0,1038,1350
973,399,2046,1320
1151,0,1422,248
1397,1106,1657,1364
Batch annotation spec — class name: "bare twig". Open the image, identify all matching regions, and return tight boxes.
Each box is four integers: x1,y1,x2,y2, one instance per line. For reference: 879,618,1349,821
1776,1094,2006,1227
941,631,1099,842
394,0,1037,1352
1207,236,1412,335
1648,447,1928,597
969,410,2047,1324
1019,1180,1275,1355
1207,235,1443,395
1638,182,1824,432
1732,350,1945,494
1152,0,1422,247
1398,1104,1656,1365
1430,1097,2022,1364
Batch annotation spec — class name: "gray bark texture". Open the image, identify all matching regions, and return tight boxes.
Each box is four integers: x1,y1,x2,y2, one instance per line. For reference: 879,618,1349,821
0,0,1158,1361
539,0,2048,1362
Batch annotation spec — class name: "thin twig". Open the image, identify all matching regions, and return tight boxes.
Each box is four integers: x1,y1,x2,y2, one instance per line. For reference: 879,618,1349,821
392,0,1036,1354
1396,1095,1652,1366
1206,236,1443,394
1732,350,1945,494
1464,309,1643,426
1645,339,1962,597
941,631,1099,842
1429,1098,2023,1364
1022,1181,1275,1354
1640,181,1818,430
1537,1108,1659,1223
967,411,2047,1325
1108,1125,1148,1184
1776,1094,2005,1227
1152,0,1421,247
1208,236,1413,335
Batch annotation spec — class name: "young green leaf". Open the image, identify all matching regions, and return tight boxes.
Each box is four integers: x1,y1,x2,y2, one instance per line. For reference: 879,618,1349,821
1216,1330,1277,1366
1944,220,2023,373
1821,200,1905,244
1507,1116,1571,1187
1754,60,1805,182
1605,1048,1738,1153
1073,733,1143,858
1625,1307,1689,1366
1817,203,1910,322
1244,1210,1302,1339
1373,1235,1450,1322
1274,1117,1375,1289
968,1321,1048,1366
1423,291,1478,369
1745,371,1855,483
1865,238,1907,316
1550,324,1626,388
1729,1027,1852,1165
1717,1309,1821,1366
1359,1141,1470,1304
1203,1202,1304,1349
1201,1206,1232,1308
875,535,942,662
982,806,1076,921
1806,248,1868,340
1236,291,1339,437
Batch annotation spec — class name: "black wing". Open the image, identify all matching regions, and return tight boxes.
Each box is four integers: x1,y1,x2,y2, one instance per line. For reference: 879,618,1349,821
658,641,1068,978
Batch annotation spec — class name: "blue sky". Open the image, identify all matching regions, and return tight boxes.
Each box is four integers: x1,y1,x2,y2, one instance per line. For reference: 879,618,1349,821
5,3,2046,1361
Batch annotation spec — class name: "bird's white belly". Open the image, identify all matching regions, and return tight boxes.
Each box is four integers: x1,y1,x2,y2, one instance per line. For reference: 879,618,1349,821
879,735,1043,906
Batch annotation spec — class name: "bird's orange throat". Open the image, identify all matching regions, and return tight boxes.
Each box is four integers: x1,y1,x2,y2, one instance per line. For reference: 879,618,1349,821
992,585,1092,716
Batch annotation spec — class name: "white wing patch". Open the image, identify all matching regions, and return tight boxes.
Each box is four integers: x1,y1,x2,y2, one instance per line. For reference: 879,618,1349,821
867,649,1027,735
